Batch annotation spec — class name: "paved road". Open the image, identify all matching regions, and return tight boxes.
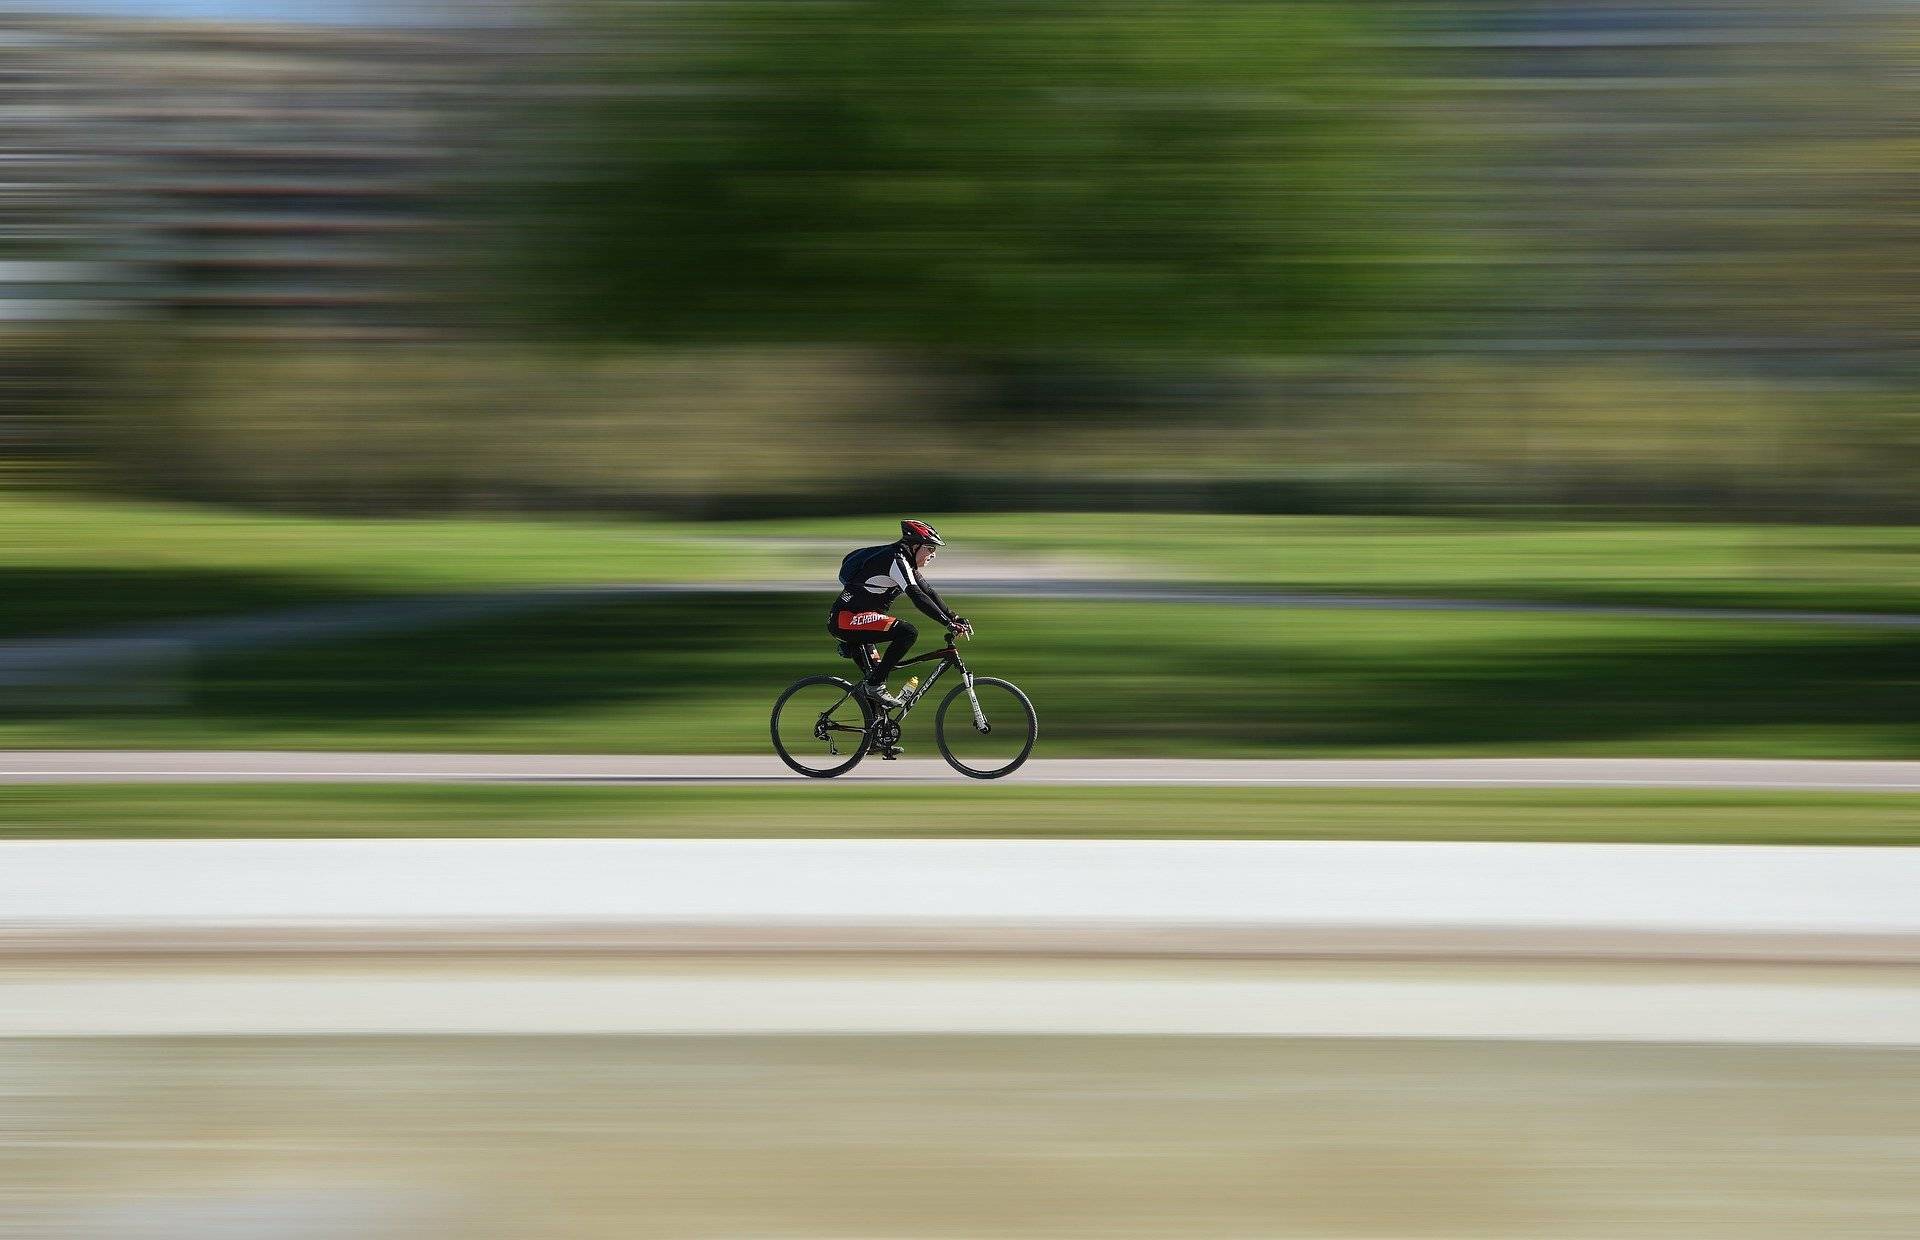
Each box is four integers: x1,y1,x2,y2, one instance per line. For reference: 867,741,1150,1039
5,751,1920,789
923,578,1920,629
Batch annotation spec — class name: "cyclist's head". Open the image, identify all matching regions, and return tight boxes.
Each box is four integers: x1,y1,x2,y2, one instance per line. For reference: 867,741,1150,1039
899,519,943,567
898,519,944,548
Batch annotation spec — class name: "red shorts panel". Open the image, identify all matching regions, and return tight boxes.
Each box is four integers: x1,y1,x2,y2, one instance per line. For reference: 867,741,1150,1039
834,610,896,633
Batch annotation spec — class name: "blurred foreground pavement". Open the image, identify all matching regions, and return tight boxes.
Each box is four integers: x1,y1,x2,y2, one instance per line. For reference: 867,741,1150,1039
3,1030,1916,1239
3,835,1918,1237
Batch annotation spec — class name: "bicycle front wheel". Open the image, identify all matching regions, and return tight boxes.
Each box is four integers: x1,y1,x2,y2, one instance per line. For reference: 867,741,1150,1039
771,675,873,778
935,676,1037,779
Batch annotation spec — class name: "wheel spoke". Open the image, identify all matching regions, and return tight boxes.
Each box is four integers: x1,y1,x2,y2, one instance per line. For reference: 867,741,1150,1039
936,678,1036,779
772,678,871,778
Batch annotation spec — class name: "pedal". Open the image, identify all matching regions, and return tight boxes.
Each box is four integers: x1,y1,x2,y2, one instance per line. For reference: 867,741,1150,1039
875,745,903,760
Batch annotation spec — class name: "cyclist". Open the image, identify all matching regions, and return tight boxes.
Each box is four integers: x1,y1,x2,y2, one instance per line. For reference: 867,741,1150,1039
829,519,972,709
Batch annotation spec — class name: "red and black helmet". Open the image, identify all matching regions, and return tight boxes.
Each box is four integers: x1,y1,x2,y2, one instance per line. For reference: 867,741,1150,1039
899,519,945,547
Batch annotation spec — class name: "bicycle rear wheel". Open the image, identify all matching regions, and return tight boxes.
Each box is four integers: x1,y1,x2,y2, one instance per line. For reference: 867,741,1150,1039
935,676,1037,779
771,675,873,778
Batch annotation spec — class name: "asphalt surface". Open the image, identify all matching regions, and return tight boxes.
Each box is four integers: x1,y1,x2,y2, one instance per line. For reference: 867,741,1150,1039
5,751,1920,789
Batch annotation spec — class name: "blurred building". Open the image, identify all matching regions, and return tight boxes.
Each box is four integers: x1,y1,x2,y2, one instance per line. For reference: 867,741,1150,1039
1409,0,1916,369
0,21,124,322
2,12,499,338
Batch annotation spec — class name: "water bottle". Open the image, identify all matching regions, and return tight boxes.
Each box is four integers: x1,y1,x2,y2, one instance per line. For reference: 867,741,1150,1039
903,676,920,700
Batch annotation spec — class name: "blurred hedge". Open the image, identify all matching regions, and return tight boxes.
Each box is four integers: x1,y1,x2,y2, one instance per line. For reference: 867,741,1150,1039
20,340,1914,523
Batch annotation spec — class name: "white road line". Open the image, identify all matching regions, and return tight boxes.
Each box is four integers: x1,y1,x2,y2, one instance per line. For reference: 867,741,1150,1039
6,970,1917,1043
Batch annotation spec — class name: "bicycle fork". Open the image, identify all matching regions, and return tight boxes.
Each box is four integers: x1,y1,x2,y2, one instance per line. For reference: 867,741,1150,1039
913,663,988,732
962,671,990,733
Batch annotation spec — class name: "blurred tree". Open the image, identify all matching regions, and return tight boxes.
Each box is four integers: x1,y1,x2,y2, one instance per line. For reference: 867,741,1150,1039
507,0,1435,361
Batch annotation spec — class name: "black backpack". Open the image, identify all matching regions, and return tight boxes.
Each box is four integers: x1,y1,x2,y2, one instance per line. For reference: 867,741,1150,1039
837,545,887,589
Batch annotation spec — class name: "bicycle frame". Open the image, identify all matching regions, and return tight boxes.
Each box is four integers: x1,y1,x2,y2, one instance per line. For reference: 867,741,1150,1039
845,630,973,722
900,631,1002,737
892,637,962,716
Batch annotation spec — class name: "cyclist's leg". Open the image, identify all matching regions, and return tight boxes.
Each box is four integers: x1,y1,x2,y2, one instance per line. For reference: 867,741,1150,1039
833,633,895,684
830,619,873,672
830,611,916,685
867,619,917,684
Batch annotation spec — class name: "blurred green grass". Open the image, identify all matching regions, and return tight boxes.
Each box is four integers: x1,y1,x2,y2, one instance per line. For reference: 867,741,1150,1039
5,594,1915,758
6,495,1920,643
0,493,792,638
3,783,1913,844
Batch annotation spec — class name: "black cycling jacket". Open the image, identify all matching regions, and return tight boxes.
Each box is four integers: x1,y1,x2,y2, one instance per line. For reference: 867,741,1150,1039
833,543,958,628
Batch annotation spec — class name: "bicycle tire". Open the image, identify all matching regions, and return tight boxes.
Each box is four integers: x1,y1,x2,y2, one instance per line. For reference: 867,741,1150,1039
934,675,1037,780
771,675,873,778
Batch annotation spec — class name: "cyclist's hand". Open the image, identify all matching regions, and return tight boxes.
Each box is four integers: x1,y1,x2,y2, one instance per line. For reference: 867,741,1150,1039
953,618,974,640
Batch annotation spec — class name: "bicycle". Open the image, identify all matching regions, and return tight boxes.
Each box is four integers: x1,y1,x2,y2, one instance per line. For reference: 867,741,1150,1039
770,629,1037,779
